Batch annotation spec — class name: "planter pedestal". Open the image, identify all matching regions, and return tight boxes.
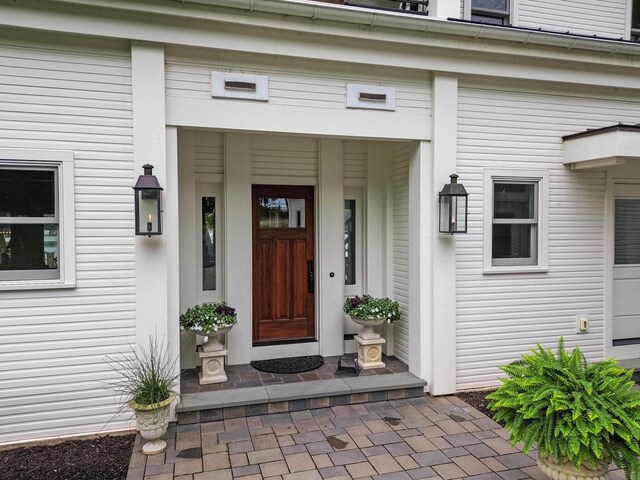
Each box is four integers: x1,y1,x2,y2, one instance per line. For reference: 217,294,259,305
355,334,386,369
198,347,228,384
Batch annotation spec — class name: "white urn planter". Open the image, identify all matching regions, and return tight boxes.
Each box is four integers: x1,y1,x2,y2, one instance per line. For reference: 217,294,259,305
349,316,387,369
536,455,609,480
196,325,233,384
129,394,174,455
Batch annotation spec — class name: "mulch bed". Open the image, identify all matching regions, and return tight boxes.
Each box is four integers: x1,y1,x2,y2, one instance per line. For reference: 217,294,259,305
0,434,135,480
456,388,497,418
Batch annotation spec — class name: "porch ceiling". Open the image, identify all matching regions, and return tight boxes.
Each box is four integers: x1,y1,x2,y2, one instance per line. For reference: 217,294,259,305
562,124,640,170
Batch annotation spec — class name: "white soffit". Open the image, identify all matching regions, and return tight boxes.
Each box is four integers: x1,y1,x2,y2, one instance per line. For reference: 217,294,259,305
562,125,640,170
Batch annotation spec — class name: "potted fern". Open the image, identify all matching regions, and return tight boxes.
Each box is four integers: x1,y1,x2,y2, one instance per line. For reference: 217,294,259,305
488,340,640,480
106,336,179,455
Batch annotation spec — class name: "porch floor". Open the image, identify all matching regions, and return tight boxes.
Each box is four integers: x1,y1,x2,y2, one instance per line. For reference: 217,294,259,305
181,354,409,394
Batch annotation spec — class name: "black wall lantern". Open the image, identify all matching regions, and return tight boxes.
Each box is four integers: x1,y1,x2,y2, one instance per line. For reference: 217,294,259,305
133,164,163,237
438,174,468,234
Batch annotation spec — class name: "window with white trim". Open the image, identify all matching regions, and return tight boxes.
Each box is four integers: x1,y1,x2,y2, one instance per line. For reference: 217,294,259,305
484,170,548,273
344,187,364,297
469,0,511,25
0,151,75,289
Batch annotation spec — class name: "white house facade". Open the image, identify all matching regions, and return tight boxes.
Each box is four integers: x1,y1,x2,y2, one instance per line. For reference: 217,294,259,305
0,0,640,445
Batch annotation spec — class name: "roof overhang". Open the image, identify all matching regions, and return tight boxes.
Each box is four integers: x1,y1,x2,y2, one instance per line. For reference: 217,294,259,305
562,124,640,170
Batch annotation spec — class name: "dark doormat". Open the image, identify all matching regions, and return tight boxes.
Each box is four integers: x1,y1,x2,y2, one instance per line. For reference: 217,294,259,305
251,355,324,374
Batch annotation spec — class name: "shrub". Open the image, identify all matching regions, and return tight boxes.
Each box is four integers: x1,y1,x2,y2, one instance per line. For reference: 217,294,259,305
487,339,640,480
343,295,400,324
179,302,237,335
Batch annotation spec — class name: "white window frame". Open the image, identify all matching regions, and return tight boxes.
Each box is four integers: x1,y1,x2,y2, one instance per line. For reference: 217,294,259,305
483,169,548,274
0,150,75,290
344,187,365,297
464,0,513,25
195,182,224,304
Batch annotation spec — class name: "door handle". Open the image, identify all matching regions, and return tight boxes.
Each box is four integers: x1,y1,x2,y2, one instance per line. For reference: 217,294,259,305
308,260,314,294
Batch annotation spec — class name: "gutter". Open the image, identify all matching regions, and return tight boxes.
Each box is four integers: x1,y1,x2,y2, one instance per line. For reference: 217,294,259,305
179,0,640,56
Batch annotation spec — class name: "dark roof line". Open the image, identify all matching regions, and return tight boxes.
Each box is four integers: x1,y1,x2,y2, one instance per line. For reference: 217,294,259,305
562,123,640,141
448,17,638,44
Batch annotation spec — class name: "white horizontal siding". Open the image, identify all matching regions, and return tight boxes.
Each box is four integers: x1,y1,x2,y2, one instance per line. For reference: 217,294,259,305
194,130,224,176
392,143,410,364
251,134,318,184
343,140,367,182
455,84,640,390
516,0,627,38
165,57,431,117
0,39,134,444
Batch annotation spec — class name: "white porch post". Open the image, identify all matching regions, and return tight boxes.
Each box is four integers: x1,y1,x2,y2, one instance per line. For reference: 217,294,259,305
319,139,344,357
132,42,170,349
224,132,253,365
430,73,458,395
430,0,461,19
408,141,432,383
166,126,181,391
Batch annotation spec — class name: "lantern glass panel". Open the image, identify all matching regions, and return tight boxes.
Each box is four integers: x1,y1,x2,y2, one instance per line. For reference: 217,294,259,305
439,196,451,233
137,189,160,235
452,195,467,232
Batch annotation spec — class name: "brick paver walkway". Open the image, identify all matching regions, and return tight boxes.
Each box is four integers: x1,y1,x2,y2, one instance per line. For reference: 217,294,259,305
126,395,626,480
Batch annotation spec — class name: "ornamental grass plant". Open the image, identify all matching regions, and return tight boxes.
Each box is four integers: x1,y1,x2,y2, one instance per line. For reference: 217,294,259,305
487,339,640,480
106,335,179,407
343,295,400,324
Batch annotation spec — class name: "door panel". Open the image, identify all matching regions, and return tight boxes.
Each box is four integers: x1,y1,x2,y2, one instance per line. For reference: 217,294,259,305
252,185,315,343
613,185,640,346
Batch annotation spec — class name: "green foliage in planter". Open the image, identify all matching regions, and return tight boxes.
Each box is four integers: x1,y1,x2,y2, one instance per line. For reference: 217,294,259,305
343,295,400,324
106,335,179,407
487,339,640,480
179,302,237,335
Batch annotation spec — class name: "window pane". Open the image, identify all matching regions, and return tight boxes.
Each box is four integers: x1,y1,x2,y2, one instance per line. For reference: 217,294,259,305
615,199,640,265
633,0,640,30
344,199,356,285
472,0,508,11
202,197,216,291
471,13,506,24
492,224,533,259
0,224,59,274
259,197,305,229
494,183,535,219
0,169,55,218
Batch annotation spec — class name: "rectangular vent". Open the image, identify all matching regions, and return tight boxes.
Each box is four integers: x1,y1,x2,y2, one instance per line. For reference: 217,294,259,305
212,71,268,101
347,84,395,111
225,80,257,91
359,92,387,102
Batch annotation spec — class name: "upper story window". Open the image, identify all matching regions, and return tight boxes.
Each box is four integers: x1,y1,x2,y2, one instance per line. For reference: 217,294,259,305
470,0,511,26
0,151,75,289
632,0,640,41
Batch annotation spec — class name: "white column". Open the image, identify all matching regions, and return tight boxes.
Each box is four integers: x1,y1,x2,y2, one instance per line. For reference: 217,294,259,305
367,142,393,355
408,141,432,382
166,126,181,393
319,139,344,357
132,42,169,350
224,132,253,365
430,73,458,395
430,0,461,19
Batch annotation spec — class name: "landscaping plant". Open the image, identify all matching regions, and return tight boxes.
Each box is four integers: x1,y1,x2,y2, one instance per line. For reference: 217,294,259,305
179,302,237,334
343,295,400,323
487,339,640,480
106,335,179,407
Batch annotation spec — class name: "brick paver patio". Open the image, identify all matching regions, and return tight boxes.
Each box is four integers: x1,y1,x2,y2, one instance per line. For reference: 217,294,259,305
126,395,627,480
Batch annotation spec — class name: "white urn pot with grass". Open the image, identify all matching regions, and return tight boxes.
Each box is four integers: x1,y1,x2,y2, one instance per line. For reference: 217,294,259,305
105,336,179,455
180,302,238,385
344,295,400,369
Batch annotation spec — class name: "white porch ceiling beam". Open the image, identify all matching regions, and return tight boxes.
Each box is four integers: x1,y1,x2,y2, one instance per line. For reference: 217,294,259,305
563,128,640,170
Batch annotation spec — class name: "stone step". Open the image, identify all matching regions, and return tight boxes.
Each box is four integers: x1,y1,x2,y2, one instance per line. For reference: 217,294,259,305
176,372,427,425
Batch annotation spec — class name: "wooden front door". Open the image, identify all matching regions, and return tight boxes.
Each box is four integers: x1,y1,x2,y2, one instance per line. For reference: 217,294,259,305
252,185,315,343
